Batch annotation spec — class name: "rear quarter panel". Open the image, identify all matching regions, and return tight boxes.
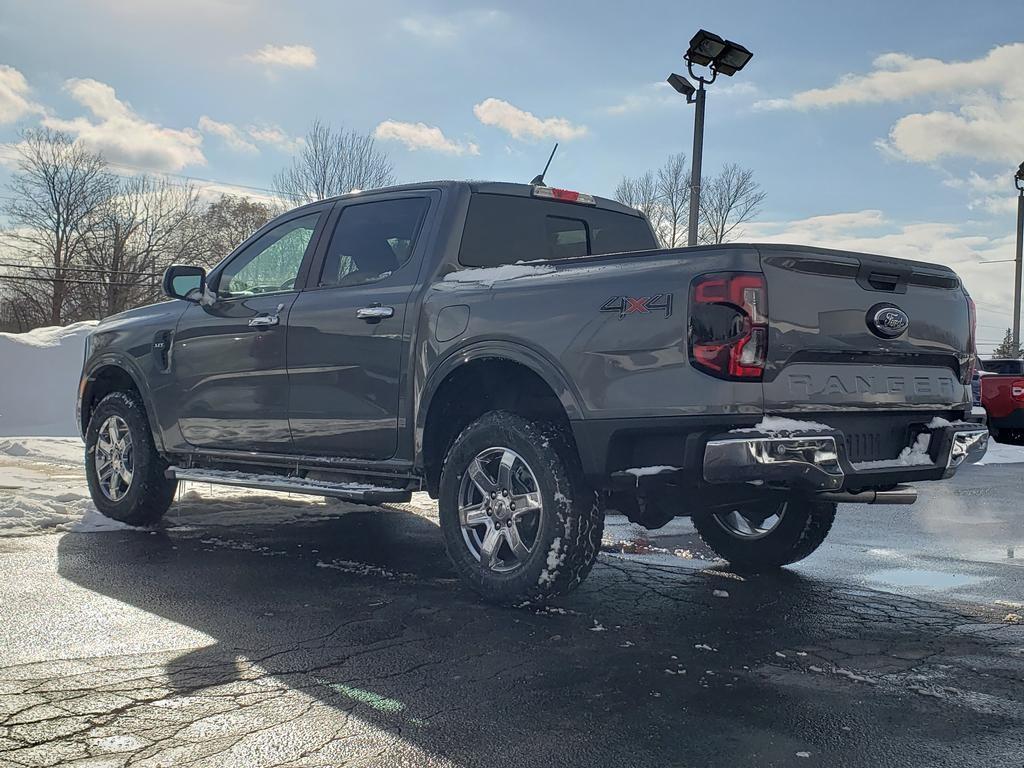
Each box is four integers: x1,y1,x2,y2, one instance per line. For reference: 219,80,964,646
417,246,765,420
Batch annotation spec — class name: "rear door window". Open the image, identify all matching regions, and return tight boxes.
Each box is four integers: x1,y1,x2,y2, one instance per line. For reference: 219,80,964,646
319,197,430,288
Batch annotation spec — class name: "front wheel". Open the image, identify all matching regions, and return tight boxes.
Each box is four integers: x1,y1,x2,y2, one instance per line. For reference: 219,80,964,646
691,497,836,571
438,411,604,604
85,391,177,526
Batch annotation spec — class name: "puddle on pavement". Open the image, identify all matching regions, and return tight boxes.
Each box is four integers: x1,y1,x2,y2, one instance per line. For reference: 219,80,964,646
866,567,985,590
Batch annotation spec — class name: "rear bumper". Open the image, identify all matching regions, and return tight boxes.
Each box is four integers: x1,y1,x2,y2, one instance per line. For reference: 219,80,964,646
703,423,988,493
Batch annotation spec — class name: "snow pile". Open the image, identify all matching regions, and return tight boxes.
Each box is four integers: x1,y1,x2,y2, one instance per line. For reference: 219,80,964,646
851,431,934,470
443,263,556,287
731,416,832,435
0,322,96,437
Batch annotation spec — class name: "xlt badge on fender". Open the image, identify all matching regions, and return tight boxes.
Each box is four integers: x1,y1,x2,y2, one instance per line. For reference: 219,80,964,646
866,303,910,339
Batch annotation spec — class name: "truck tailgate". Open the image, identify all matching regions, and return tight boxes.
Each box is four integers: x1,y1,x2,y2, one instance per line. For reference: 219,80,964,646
759,246,972,419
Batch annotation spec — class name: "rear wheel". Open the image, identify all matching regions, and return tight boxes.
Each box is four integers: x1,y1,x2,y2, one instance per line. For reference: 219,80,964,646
438,411,604,604
85,391,177,526
691,497,836,570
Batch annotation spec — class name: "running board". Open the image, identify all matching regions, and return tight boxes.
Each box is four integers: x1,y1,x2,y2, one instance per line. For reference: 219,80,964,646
167,467,411,504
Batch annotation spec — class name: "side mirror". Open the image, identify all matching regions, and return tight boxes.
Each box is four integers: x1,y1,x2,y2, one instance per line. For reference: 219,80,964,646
162,265,207,303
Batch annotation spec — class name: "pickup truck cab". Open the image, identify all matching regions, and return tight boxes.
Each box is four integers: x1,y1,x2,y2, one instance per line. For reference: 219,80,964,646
78,180,988,603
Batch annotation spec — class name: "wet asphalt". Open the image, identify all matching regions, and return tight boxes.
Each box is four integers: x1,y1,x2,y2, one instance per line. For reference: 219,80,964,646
1,463,1023,767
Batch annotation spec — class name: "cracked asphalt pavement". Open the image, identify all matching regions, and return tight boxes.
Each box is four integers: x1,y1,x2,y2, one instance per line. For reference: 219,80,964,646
1,456,1023,767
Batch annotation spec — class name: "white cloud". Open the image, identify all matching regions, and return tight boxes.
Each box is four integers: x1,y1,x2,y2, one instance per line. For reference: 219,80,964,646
745,209,1017,336
473,98,587,142
877,97,1024,164
0,65,43,124
942,171,1019,216
374,120,479,156
198,116,302,154
244,44,317,70
246,125,303,153
605,82,680,115
606,79,758,116
755,43,1024,166
198,115,258,153
399,10,505,42
43,79,204,172
756,44,1024,110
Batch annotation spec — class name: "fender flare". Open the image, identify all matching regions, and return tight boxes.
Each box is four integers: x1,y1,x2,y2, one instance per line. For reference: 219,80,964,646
80,354,166,453
415,339,586,463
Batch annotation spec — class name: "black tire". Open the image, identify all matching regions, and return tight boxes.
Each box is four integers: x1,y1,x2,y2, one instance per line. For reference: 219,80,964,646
85,391,177,526
691,497,836,571
438,411,604,604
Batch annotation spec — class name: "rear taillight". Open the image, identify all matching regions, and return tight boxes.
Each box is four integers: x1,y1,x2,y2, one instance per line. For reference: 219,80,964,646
964,294,977,383
1012,380,1024,402
688,272,768,380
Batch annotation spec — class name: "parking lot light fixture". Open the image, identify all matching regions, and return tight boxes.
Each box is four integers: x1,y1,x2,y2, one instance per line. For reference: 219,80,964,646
677,30,754,246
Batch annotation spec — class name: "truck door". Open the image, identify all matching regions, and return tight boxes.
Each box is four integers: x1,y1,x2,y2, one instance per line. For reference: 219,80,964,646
172,208,327,451
286,192,436,459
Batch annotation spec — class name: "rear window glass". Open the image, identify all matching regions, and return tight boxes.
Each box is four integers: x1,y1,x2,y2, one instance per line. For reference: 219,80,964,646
459,193,657,268
982,359,1024,374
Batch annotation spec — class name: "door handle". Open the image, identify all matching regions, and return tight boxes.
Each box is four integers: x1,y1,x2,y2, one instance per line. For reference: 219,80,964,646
248,315,279,328
356,306,394,321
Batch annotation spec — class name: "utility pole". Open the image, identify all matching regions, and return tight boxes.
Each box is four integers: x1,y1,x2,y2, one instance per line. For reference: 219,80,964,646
666,30,753,248
687,80,706,247
1014,163,1024,354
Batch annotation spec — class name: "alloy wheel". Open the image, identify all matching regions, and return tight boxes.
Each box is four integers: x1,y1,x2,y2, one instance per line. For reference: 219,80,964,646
458,447,544,573
94,415,134,502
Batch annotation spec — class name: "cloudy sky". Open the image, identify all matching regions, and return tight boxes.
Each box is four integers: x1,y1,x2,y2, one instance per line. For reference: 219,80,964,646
1,0,1022,350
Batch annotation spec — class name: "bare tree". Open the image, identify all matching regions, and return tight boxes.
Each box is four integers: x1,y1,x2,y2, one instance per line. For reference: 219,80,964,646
615,156,765,248
614,171,664,240
656,153,689,248
615,154,689,247
79,176,204,317
698,163,766,244
193,194,273,269
273,119,395,205
1,128,114,325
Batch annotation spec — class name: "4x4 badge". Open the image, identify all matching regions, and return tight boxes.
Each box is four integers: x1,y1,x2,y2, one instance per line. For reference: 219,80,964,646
601,294,673,319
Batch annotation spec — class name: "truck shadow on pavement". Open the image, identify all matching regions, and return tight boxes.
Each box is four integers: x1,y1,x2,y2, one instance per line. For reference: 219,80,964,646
51,500,1024,768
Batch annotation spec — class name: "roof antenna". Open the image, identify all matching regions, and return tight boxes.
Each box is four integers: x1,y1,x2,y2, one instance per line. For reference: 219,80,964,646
530,143,558,186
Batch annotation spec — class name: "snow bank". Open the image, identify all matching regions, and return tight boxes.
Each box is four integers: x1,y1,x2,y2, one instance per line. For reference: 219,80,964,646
0,322,96,437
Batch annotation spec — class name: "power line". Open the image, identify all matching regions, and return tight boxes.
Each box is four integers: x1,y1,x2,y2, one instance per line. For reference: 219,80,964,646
0,262,163,277
0,273,156,288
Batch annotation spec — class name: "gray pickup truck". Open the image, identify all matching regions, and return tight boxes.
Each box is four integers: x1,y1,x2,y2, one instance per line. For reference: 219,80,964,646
77,180,989,602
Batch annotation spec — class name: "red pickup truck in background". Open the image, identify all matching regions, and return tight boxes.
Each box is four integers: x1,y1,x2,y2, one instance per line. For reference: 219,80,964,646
980,359,1024,444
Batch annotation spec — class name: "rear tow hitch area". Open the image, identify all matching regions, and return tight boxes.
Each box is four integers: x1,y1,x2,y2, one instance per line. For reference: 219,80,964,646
703,423,989,505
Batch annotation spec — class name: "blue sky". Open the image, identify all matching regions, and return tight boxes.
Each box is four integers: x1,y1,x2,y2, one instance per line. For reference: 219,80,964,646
1,0,1023,349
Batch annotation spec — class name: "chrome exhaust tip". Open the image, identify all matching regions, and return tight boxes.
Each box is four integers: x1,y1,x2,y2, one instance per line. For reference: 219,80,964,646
818,484,917,505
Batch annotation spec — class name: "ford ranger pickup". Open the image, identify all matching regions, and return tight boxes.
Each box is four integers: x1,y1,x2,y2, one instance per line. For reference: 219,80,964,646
77,181,989,602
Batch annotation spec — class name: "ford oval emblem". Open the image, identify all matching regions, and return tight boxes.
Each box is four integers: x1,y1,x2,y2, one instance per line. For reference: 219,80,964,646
867,303,910,339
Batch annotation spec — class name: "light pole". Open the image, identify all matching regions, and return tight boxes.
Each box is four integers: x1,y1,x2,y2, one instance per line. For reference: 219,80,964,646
667,30,753,246
1014,162,1024,354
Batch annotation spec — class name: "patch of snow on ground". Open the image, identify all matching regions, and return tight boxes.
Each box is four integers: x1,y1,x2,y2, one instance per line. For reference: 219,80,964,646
0,322,96,437
976,438,1024,465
